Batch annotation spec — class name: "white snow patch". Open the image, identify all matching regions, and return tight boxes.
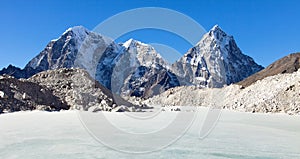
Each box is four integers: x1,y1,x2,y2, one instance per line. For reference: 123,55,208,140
0,91,4,98
123,38,134,49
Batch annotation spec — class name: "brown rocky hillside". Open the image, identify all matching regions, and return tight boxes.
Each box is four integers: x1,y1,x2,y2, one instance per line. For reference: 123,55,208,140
238,53,300,87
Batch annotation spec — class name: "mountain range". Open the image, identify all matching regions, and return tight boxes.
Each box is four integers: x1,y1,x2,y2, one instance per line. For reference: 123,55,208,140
0,25,263,99
3,25,298,115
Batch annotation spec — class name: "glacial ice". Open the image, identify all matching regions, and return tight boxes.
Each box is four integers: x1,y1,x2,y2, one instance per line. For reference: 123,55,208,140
0,108,299,159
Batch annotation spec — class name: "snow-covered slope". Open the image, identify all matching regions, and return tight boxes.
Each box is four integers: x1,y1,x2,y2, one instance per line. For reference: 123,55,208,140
172,25,263,88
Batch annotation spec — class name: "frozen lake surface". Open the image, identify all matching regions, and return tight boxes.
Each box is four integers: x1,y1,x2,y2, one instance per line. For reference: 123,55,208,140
0,108,299,159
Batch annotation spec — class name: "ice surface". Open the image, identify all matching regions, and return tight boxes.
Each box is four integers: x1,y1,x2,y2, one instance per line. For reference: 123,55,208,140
0,109,299,159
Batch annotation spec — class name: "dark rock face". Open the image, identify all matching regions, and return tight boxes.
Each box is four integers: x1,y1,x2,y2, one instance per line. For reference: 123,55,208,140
0,65,36,79
238,52,300,87
0,75,69,114
173,25,264,88
94,43,124,90
123,65,180,99
109,39,181,98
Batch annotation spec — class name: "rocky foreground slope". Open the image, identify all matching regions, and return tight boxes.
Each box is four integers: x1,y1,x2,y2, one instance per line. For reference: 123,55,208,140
29,68,141,111
0,75,69,113
145,69,300,115
0,68,142,114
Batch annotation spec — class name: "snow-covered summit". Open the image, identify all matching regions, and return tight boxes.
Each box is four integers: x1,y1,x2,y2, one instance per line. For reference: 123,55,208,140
122,38,134,49
123,39,155,50
24,25,114,73
121,39,164,66
61,26,113,45
210,24,226,34
207,25,233,42
62,26,89,36
211,24,220,30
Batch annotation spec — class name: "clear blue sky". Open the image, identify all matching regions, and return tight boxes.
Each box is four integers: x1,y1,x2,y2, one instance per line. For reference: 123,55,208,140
0,0,299,68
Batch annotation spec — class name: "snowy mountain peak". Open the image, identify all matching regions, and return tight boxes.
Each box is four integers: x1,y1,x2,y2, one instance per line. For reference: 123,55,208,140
24,25,116,74
62,26,89,36
122,38,134,49
206,25,232,42
62,26,113,45
211,24,221,31
121,39,164,66
209,24,225,34
122,38,164,61
173,25,264,88
122,38,150,49
59,26,91,46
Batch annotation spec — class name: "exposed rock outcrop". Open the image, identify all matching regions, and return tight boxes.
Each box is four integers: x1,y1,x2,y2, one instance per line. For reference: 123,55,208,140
238,53,300,87
0,75,69,114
